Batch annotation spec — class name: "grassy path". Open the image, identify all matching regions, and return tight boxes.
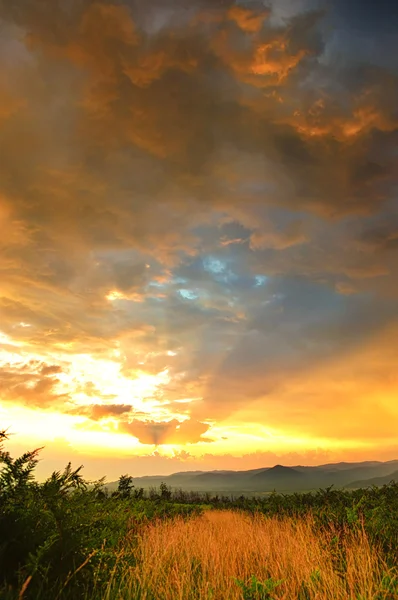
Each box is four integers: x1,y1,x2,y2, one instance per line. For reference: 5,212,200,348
108,510,394,599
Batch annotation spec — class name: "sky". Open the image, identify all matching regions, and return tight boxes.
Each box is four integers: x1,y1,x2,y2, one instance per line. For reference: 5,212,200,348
0,0,398,480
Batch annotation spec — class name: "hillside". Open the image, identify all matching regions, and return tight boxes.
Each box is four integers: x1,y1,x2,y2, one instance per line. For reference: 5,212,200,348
346,470,398,489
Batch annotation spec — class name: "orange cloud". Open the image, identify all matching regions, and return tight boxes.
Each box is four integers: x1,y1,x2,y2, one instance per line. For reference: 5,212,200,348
250,40,307,83
227,5,269,33
0,360,67,408
212,29,308,89
290,97,398,141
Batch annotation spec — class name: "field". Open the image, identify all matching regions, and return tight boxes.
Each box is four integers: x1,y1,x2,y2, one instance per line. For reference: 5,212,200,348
1,433,398,599
117,510,397,600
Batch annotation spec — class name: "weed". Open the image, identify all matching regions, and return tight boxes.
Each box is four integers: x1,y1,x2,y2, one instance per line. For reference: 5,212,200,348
235,575,284,599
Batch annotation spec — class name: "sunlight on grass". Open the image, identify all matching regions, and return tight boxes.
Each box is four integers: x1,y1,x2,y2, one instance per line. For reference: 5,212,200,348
107,510,394,600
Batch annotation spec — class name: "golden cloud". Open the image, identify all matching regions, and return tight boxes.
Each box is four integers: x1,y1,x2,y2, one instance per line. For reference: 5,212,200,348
0,360,67,408
76,404,134,421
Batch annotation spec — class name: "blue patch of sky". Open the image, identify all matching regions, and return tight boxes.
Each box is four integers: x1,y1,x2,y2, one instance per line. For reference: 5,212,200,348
173,254,254,296
179,289,199,301
254,275,268,287
202,256,241,285
227,296,239,308
203,256,226,275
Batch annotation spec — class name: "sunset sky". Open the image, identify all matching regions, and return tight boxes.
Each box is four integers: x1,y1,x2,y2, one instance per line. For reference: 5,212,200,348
1,0,398,480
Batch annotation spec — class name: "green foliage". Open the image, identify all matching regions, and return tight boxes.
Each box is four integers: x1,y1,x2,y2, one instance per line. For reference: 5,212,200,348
309,568,321,584
0,432,201,600
374,569,398,600
235,575,284,600
160,481,172,500
117,474,134,498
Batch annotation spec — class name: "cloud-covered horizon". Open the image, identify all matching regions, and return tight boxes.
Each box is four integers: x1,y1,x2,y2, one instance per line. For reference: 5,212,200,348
0,0,397,475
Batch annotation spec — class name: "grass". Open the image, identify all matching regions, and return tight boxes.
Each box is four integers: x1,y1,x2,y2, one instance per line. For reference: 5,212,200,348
103,510,397,600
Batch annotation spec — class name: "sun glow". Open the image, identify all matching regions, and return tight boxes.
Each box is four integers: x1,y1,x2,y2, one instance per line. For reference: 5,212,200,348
0,333,177,449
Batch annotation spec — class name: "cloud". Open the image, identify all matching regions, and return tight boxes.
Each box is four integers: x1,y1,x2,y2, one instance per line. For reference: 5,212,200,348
359,221,398,252
0,0,397,468
119,419,212,445
332,0,398,34
0,360,67,408
40,365,63,376
227,5,270,33
75,404,134,421
250,220,307,250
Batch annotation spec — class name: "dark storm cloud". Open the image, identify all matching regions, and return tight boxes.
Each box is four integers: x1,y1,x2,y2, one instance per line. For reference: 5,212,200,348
1,0,395,222
333,0,398,34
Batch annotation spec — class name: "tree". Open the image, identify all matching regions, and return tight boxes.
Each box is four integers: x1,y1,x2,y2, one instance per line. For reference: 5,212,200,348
133,487,144,499
117,474,134,498
160,482,172,501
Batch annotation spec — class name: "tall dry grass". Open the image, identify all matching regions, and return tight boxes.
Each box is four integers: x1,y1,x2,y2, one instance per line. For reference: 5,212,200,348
111,510,394,600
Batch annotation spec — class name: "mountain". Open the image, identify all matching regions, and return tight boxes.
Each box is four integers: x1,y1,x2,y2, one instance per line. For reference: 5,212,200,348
250,465,307,491
104,459,398,494
346,470,398,489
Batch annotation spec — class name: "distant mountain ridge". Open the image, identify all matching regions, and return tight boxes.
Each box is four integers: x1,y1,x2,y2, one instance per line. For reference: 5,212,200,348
105,459,398,494
346,470,398,489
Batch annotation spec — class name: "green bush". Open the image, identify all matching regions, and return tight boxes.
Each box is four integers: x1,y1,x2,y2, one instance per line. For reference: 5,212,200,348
0,431,201,599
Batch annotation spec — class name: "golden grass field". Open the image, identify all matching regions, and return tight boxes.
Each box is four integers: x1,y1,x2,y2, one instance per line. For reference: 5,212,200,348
105,510,394,599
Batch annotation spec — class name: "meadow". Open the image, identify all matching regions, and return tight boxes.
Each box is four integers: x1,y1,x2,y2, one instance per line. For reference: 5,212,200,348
1,432,397,600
